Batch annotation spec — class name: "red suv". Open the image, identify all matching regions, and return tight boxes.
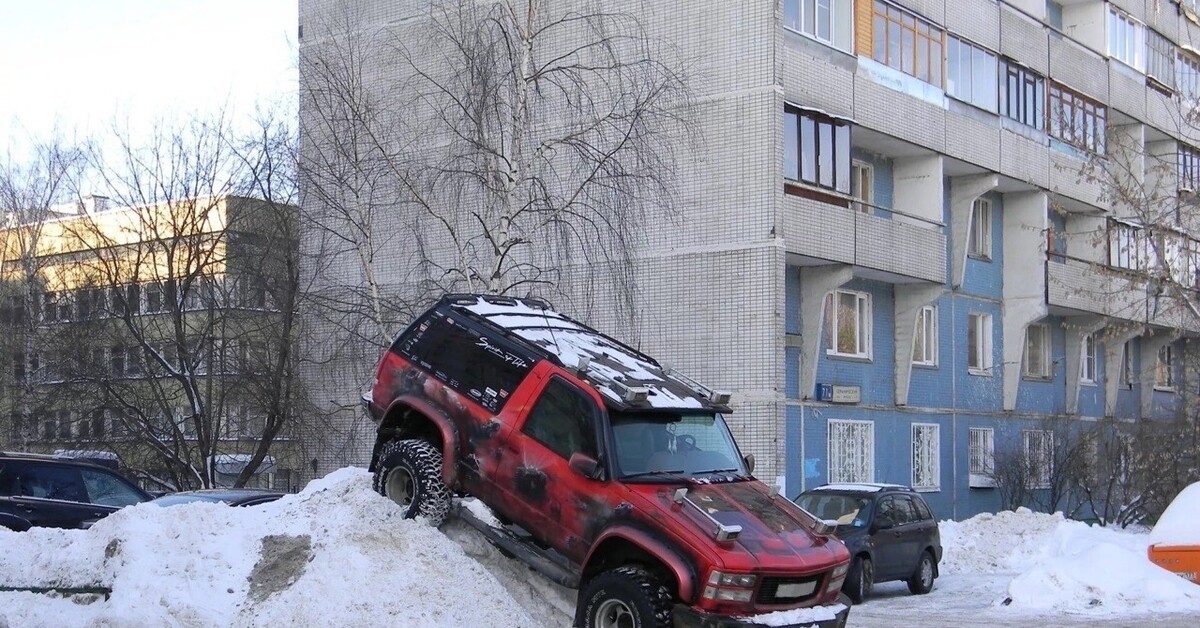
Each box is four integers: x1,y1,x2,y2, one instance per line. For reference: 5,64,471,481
365,294,851,628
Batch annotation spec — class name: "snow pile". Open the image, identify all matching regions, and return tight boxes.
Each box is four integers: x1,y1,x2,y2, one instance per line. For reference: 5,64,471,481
1148,481,1200,547
940,507,1200,615
0,468,544,628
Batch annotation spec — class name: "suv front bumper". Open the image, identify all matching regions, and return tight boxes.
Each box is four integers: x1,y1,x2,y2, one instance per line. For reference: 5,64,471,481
672,597,850,628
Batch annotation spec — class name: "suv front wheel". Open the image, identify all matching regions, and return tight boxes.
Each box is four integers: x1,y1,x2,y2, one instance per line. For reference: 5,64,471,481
374,439,451,525
575,566,672,628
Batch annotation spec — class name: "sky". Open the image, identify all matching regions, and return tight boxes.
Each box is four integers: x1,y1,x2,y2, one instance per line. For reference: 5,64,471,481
2,468,1199,627
0,0,298,155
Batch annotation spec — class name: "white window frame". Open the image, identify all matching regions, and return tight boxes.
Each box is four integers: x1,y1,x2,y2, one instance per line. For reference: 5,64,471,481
946,35,998,112
1023,429,1054,490
1119,340,1134,388
782,0,853,52
825,289,872,359
1107,6,1145,71
1147,28,1175,90
1179,50,1200,102
911,423,940,491
968,427,995,487
1081,333,1097,383
851,160,873,213
912,305,938,366
969,198,992,259
1023,324,1052,379
967,312,993,375
828,419,874,484
1156,344,1175,390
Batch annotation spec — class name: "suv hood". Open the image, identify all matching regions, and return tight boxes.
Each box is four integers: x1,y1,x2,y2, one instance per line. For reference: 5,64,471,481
627,480,847,572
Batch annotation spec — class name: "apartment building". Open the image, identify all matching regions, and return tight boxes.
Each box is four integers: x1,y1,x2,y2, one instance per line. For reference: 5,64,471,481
0,195,302,491
298,0,1200,518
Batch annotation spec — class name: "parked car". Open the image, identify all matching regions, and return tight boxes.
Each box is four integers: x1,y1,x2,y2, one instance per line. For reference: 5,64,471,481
795,483,942,604
151,488,285,508
0,451,151,530
1148,481,1200,584
365,294,852,628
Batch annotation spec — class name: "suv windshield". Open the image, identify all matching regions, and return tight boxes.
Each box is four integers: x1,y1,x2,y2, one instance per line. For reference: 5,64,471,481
610,412,746,481
794,493,873,528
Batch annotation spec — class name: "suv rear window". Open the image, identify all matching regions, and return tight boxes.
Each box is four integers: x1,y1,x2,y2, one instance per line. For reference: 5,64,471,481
395,310,535,413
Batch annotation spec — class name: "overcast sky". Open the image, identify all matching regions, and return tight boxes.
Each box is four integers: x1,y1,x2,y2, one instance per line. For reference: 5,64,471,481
0,0,298,154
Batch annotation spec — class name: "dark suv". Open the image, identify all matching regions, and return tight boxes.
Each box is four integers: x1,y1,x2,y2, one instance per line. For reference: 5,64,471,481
0,452,151,530
365,294,851,628
794,484,941,604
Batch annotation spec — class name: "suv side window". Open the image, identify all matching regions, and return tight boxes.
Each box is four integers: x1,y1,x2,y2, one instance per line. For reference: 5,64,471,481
910,495,934,521
17,464,88,503
396,311,535,413
893,495,920,525
81,468,145,507
522,377,599,460
876,496,900,527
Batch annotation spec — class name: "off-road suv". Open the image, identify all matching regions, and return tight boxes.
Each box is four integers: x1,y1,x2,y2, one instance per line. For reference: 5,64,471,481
365,294,851,628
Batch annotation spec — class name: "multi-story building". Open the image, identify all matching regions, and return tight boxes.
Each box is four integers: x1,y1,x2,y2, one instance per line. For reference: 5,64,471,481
299,0,1200,518
0,195,303,491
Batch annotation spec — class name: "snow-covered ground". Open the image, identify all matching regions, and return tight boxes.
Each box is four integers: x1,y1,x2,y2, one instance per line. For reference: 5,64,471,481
2,469,1197,627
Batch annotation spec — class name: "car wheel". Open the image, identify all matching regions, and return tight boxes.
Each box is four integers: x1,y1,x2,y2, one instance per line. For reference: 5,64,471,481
373,439,451,526
845,556,873,604
907,551,935,595
575,566,673,628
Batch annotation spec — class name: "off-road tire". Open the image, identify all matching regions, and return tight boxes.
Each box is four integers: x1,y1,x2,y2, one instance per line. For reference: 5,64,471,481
906,551,936,595
373,439,451,526
845,556,873,604
575,566,672,628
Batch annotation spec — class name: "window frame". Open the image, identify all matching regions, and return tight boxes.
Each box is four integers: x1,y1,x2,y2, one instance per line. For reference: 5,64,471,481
782,0,853,52
968,198,993,260
999,59,1045,130
946,35,999,112
1023,323,1052,380
871,0,944,86
825,289,873,359
1107,6,1145,72
521,376,601,461
1080,333,1097,384
1120,340,1134,388
967,312,993,375
1023,429,1054,490
783,105,853,194
1179,50,1200,102
911,423,940,491
828,419,874,484
968,426,995,486
851,160,874,213
1048,82,1107,154
912,304,938,366
1156,344,1175,391
1180,143,1200,192
1147,28,1176,90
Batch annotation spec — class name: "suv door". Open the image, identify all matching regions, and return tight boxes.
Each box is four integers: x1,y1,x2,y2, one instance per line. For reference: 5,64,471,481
4,462,147,529
889,495,926,576
870,495,906,579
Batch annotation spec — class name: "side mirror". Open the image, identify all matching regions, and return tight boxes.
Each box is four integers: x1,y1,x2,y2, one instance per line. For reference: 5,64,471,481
743,454,755,474
569,452,602,480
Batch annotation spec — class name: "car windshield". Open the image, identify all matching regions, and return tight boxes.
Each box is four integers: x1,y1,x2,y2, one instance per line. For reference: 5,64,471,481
794,493,873,528
610,411,746,481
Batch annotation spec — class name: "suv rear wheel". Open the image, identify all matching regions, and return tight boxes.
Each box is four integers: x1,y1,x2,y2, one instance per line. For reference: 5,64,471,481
374,439,451,525
575,566,672,628
906,551,935,595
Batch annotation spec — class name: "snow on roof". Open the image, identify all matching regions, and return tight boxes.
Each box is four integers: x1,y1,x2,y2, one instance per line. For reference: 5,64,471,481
1149,481,1200,547
460,297,712,411
810,483,908,493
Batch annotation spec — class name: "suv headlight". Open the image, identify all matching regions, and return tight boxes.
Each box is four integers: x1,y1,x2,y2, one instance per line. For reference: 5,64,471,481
702,570,757,603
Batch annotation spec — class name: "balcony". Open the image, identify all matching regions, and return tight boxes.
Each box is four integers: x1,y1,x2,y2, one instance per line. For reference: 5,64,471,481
780,186,946,284
1045,254,1200,333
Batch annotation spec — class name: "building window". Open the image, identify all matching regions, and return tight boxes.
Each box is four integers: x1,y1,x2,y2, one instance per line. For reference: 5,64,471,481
911,423,940,491
968,427,995,478
946,35,998,111
825,289,872,358
1108,219,1146,270
1156,344,1174,390
1000,59,1045,129
913,305,937,366
1147,29,1175,90
968,312,993,374
828,419,874,483
1180,144,1200,192
1081,333,1097,383
871,1,944,86
1107,6,1144,71
783,105,852,193
851,160,873,213
1120,340,1134,388
1023,429,1054,489
1179,51,1200,101
1024,324,1052,379
1048,82,1106,154
969,198,992,259
783,0,853,51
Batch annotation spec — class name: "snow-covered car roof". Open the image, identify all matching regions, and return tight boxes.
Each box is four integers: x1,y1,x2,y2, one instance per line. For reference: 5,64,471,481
455,295,729,413
808,483,910,493
1149,481,1200,547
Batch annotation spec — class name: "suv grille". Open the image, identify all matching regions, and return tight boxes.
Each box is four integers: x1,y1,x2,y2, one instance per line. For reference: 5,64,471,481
755,574,822,604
